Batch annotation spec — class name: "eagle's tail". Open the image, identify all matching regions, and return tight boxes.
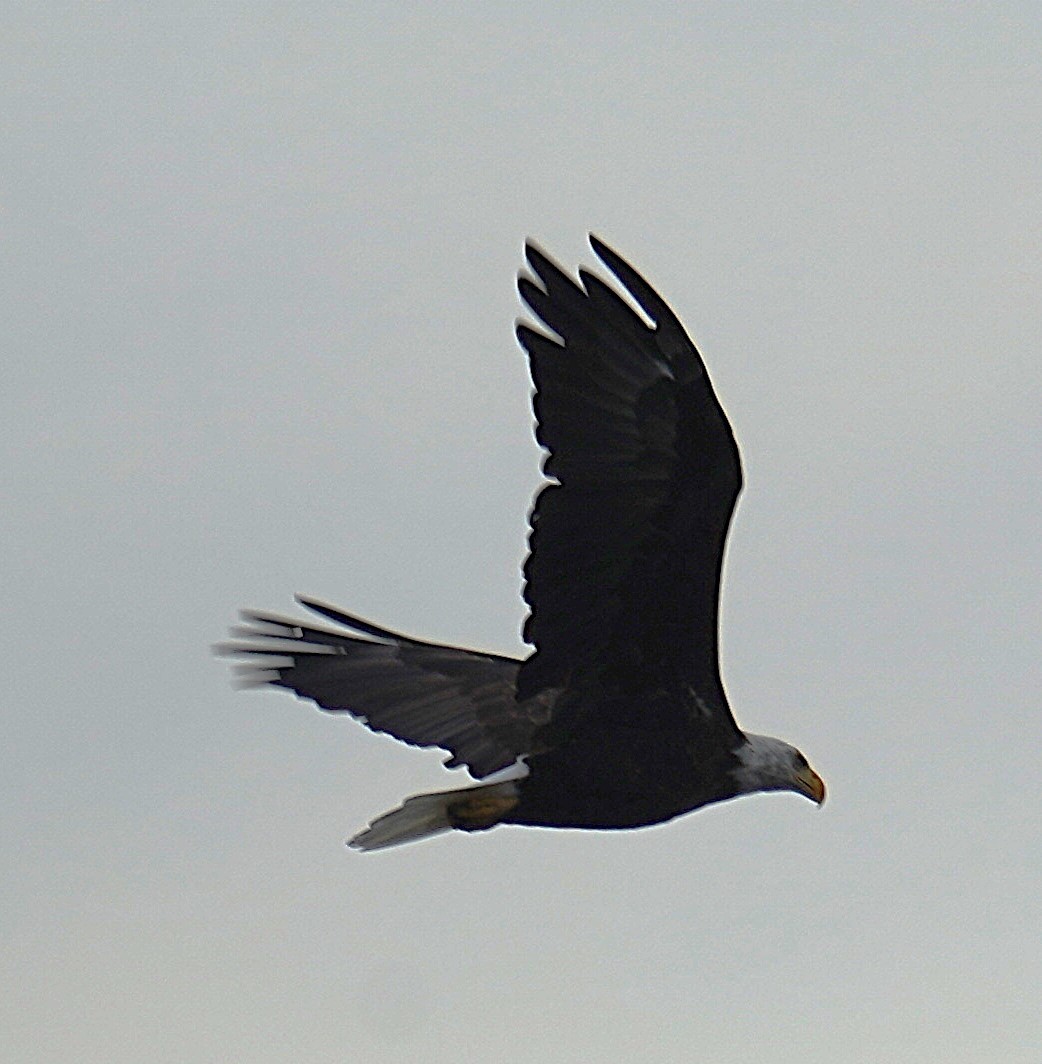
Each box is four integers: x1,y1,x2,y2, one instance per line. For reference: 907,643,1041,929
348,779,521,852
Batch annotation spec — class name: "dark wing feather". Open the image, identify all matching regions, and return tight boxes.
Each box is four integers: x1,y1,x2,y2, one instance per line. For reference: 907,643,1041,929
515,235,743,712
217,596,538,778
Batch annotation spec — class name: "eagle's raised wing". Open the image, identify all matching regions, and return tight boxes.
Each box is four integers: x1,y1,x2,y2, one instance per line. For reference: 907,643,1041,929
516,236,743,714
218,596,544,778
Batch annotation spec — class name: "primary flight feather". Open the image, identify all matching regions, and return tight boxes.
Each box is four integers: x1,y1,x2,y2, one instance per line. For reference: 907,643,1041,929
219,235,824,850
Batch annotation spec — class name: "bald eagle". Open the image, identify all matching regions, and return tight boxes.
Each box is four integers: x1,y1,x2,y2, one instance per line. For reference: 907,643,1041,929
220,236,824,850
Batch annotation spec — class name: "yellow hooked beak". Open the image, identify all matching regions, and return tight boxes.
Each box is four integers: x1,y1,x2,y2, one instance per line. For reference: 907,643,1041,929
795,765,826,805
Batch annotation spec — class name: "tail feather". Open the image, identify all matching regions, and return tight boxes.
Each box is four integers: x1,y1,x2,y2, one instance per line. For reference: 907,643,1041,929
348,780,520,852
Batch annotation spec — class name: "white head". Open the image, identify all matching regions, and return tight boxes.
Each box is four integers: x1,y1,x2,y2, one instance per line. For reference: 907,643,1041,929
732,733,826,804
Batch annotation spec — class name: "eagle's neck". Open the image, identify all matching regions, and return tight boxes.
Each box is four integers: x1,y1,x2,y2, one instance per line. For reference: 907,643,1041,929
730,732,799,796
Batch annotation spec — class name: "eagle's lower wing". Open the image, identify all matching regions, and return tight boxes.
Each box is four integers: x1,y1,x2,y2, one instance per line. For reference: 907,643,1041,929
218,597,537,778
516,236,743,713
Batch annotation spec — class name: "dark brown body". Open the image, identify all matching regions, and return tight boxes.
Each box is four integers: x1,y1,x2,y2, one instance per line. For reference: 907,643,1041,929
507,684,744,830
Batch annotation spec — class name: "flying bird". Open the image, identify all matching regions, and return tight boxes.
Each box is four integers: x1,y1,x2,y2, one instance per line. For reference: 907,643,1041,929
220,235,825,850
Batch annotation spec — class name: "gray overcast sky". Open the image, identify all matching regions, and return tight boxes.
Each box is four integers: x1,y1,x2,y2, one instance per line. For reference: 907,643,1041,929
3,5,1040,1062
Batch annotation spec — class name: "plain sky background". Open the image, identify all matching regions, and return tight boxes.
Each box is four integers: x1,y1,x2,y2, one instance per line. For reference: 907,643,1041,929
3,5,1040,1063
